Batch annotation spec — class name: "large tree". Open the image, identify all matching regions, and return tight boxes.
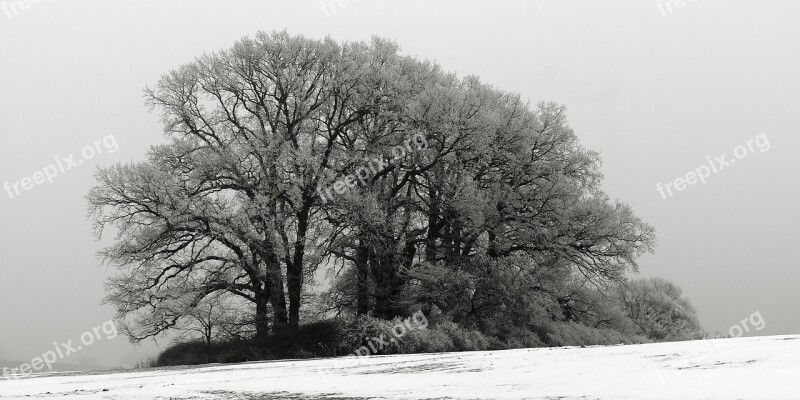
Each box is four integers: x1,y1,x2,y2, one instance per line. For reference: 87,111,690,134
90,31,656,345
90,32,418,337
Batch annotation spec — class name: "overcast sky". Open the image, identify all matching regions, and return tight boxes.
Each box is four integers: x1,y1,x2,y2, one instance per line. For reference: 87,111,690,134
1,0,798,368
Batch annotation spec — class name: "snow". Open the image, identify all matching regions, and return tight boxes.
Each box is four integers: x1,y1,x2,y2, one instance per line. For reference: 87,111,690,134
1,335,798,399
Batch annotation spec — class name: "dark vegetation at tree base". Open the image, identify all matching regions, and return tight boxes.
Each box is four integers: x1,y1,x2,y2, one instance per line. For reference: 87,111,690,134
84,31,703,368
155,279,700,367
152,319,510,367
157,320,343,366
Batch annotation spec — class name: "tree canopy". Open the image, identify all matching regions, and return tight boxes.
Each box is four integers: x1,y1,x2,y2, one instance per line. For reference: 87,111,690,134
88,31,657,345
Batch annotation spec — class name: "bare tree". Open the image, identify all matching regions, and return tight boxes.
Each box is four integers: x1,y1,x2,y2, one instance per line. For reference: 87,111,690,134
173,293,251,348
617,277,703,341
90,31,418,339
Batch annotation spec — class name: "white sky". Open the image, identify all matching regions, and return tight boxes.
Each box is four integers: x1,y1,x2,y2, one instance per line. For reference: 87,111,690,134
1,0,798,368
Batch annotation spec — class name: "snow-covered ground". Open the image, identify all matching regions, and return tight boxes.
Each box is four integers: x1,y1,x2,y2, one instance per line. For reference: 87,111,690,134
1,334,798,399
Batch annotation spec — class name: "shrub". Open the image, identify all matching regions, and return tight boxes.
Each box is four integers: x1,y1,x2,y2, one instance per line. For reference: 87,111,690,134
155,315,651,368
543,322,649,347
264,319,346,358
338,315,494,356
155,319,347,366
155,339,272,366
397,327,454,353
435,320,491,352
338,315,398,355
485,336,510,350
504,331,547,349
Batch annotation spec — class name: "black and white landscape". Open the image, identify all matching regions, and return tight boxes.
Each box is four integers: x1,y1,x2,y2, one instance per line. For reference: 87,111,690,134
1,1,798,399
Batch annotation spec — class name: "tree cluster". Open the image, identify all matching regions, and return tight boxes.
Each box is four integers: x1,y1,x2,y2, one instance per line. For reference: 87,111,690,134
88,32,686,349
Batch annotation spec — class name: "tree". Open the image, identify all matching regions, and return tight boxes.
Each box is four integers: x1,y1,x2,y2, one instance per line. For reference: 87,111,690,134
92,156,282,341
323,97,656,323
91,31,431,340
172,293,251,349
91,31,657,347
617,277,703,341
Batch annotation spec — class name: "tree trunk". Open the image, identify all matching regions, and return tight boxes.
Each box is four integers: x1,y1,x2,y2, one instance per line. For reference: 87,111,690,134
450,224,462,260
254,290,271,342
402,239,416,269
287,205,311,329
487,229,498,258
270,277,288,326
426,189,440,262
371,247,402,319
286,260,302,329
356,240,370,316
266,253,288,326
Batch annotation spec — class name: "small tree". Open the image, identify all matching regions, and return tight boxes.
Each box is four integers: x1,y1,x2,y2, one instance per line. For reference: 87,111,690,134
617,277,703,341
173,293,252,348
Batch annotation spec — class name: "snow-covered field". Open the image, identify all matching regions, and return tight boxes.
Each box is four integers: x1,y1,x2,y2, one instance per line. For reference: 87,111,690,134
1,335,798,399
